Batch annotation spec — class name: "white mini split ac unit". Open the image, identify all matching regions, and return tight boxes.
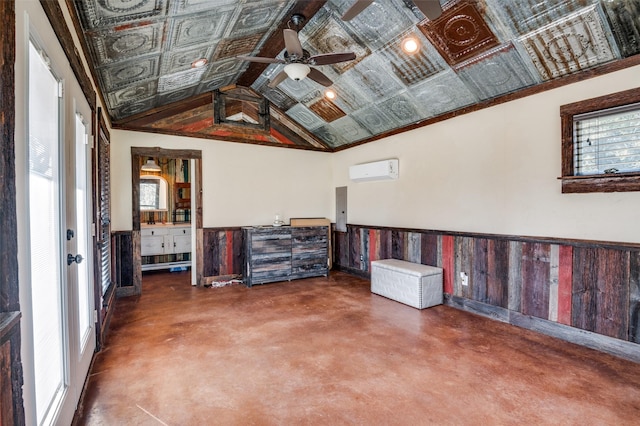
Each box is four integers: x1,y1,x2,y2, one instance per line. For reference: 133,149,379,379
349,159,399,182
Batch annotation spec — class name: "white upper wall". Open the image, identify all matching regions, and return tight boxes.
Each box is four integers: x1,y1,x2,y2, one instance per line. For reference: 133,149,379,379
331,64,640,244
110,130,333,230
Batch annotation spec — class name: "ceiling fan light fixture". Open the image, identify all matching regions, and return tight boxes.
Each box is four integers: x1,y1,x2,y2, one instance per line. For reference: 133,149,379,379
284,63,311,81
401,37,420,54
141,158,162,172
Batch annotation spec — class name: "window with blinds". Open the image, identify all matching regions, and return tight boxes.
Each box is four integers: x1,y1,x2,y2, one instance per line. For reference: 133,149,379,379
560,88,640,193
574,103,640,176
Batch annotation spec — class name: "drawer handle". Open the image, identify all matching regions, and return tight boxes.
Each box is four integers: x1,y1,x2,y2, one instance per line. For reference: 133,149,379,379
174,242,176,248
161,242,164,248
151,230,154,235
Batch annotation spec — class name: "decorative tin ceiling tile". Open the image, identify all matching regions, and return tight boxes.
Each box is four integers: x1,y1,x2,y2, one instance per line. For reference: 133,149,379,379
107,80,158,108
213,33,265,61
309,98,347,122
264,89,298,111
486,0,597,36
169,8,235,50
157,85,197,105
455,43,539,100
379,29,447,87
112,98,157,120
351,104,398,135
411,70,479,117
330,79,370,113
286,104,326,131
161,45,215,74
345,54,405,100
262,88,298,111
158,67,206,92
171,0,237,15
99,55,160,90
205,58,245,79
518,4,619,80
378,91,427,127
298,89,324,107
314,124,348,148
601,0,640,58
228,1,288,36
75,0,167,29
331,116,371,143
340,1,415,50
89,22,164,65
417,0,501,66
198,73,236,92
300,8,369,73
252,69,304,111
278,75,319,102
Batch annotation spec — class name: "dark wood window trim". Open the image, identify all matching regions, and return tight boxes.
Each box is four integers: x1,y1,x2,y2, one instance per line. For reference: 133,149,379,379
560,87,640,193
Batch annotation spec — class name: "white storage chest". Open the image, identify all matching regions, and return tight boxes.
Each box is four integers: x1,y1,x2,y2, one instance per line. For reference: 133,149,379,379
371,259,443,309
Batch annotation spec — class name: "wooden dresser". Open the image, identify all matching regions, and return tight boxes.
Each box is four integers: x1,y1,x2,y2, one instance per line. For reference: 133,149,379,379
243,226,329,287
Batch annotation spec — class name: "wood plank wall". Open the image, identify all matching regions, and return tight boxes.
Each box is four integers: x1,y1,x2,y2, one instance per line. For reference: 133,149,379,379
112,232,135,296
202,228,244,279
334,224,640,346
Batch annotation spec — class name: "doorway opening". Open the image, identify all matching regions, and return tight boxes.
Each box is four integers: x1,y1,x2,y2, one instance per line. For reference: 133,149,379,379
129,147,203,295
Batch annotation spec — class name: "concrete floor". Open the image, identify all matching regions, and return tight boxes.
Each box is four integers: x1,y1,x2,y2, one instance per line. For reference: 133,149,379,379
76,271,640,425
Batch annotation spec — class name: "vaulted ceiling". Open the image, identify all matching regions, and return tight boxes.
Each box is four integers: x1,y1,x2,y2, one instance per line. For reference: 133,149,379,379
70,0,640,152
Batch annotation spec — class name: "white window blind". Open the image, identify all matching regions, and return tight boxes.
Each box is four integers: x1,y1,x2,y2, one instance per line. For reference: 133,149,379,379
573,102,640,176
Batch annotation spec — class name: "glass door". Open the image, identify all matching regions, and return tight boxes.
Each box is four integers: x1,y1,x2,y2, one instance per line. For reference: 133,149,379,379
27,39,96,425
69,110,96,397
27,40,67,426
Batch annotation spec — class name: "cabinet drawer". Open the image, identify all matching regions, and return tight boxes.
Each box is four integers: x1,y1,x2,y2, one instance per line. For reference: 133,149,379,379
141,228,170,237
170,227,191,236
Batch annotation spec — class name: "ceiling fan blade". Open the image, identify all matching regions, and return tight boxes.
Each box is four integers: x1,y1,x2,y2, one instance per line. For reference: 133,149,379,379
414,0,443,20
283,29,304,59
341,0,374,21
236,55,284,64
267,70,288,88
309,52,356,66
307,68,333,87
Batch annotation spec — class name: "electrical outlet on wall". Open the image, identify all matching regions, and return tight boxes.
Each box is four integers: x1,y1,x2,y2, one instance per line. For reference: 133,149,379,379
460,272,469,286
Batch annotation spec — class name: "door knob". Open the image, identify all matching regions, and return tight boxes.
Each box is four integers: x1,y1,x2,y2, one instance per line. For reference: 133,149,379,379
67,253,84,265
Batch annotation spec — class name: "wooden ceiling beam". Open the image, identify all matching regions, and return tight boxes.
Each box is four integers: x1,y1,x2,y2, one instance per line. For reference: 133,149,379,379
112,92,213,128
236,0,327,87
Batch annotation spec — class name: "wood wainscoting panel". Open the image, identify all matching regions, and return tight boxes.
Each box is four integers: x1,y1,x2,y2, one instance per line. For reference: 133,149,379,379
572,247,630,340
487,239,509,309
521,242,551,320
630,251,640,343
202,228,244,280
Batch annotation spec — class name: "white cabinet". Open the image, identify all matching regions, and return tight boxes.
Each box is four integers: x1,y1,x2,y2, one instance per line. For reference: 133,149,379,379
141,228,168,256
141,226,191,271
170,227,191,253
141,226,191,256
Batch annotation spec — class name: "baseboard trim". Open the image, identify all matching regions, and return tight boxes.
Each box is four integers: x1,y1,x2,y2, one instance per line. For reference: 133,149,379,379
444,294,640,364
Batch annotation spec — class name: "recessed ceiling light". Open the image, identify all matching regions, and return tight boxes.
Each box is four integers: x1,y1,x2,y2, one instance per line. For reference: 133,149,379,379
191,58,208,68
401,37,419,54
325,89,336,100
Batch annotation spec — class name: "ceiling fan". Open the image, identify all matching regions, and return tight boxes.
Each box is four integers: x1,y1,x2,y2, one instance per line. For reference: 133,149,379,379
341,0,443,21
236,14,356,88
